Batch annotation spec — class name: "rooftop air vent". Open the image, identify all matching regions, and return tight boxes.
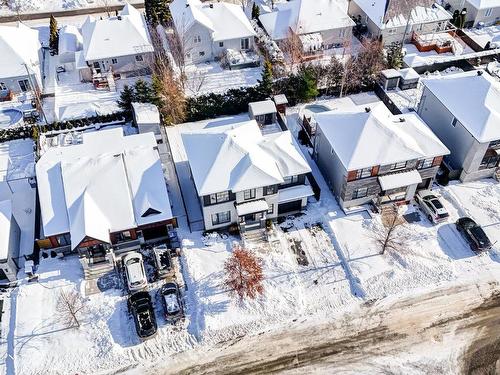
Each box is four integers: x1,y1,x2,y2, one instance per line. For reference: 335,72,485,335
365,107,371,113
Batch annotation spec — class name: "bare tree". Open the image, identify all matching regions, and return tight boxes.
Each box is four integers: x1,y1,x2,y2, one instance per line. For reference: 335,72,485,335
280,30,303,72
100,0,112,17
168,15,195,85
373,210,405,255
9,0,23,21
56,289,87,328
223,244,264,302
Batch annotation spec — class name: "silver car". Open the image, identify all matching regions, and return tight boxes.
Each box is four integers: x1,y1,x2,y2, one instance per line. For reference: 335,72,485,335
415,190,449,224
123,252,148,292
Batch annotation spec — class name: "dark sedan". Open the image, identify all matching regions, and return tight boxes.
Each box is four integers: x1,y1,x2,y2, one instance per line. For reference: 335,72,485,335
456,217,492,252
128,291,158,339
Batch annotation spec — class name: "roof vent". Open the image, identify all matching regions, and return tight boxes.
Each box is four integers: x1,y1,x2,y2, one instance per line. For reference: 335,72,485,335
209,3,214,8
117,15,122,20
477,70,483,76
365,107,371,113
399,117,406,122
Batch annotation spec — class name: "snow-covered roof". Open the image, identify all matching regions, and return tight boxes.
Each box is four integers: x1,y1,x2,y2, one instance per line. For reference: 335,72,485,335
170,0,255,42
259,0,355,40
0,200,13,261
0,139,35,183
36,128,173,245
467,0,500,9
58,24,83,55
278,184,314,204
381,68,401,79
378,169,422,190
400,67,420,81
353,0,451,29
81,4,153,61
0,23,41,83
249,100,277,116
315,103,450,170
132,102,160,125
182,120,311,196
273,94,288,105
236,199,269,216
422,72,500,143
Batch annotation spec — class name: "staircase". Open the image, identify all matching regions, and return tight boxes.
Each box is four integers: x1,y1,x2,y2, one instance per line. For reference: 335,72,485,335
241,228,268,246
83,261,115,280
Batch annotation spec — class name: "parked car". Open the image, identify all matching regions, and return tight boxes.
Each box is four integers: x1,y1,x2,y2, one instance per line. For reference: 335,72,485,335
127,291,157,339
415,190,449,224
160,282,183,323
455,217,492,252
153,245,172,279
123,252,148,292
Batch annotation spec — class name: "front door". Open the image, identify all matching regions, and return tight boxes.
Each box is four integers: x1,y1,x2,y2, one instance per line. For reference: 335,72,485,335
89,244,107,265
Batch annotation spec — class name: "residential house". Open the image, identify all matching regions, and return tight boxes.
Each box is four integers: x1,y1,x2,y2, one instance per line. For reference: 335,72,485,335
259,0,355,56
36,128,176,272
0,23,42,98
349,0,452,45
170,0,256,64
79,4,154,81
313,104,449,211
182,120,313,232
446,0,500,27
0,200,21,284
418,71,500,182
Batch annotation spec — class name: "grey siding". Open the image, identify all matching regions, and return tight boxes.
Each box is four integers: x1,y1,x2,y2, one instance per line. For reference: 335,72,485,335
87,52,153,77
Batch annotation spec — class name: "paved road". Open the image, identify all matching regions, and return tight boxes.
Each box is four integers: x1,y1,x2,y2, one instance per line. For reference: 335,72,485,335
137,278,500,374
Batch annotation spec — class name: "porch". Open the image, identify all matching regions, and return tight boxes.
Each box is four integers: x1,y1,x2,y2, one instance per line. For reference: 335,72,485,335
236,199,268,233
377,170,422,205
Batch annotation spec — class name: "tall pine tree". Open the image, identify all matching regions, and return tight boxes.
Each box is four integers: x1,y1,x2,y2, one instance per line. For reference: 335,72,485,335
251,3,260,19
134,79,154,103
258,60,273,98
117,85,135,112
49,15,59,53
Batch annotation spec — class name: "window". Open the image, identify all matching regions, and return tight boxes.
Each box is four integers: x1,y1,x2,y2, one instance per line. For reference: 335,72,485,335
352,187,368,200
199,51,205,56
267,204,274,214
390,161,407,170
264,185,278,195
241,38,249,49
212,211,231,225
356,167,372,179
219,41,224,47
209,191,230,204
243,189,256,200
485,8,492,17
339,28,346,38
18,79,30,92
451,117,458,127
135,55,143,62
116,230,132,242
93,62,100,68
388,28,396,34
489,140,500,149
480,154,500,170
0,82,6,90
111,58,118,64
194,35,201,43
417,158,434,169
282,175,299,185
56,233,71,247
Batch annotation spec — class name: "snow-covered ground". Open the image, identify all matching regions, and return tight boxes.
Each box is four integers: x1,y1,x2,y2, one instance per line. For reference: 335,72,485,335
0,0,143,16
403,38,475,68
463,25,500,49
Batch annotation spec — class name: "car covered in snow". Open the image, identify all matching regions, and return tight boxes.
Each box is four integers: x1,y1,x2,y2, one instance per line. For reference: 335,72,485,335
160,282,183,323
127,291,157,339
455,217,492,252
153,245,173,279
123,252,148,292
415,190,449,224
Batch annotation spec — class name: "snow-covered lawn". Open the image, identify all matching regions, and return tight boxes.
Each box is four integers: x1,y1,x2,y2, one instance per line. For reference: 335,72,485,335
403,39,475,68
462,25,500,49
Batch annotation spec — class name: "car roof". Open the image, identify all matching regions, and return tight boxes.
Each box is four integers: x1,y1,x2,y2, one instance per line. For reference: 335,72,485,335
126,261,145,281
130,291,150,301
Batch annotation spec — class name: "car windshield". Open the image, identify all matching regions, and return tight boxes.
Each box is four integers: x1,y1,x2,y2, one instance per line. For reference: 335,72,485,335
164,293,180,314
138,310,153,330
430,199,444,209
470,227,491,247
423,195,437,201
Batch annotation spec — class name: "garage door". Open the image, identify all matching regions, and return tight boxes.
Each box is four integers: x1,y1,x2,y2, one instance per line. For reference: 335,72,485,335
278,200,302,215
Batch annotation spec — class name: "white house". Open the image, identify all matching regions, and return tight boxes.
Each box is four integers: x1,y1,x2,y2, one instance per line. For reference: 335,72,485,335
313,104,449,210
259,0,355,53
0,200,21,284
349,0,452,45
36,128,176,273
170,0,256,64
447,0,500,27
79,4,154,79
182,120,313,232
0,23,42,97
417,71,500,182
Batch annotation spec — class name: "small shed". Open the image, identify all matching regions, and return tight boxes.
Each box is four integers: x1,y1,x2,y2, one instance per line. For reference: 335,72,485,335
399,68,420,90
273,94,288,114
0,200,20,284
380,69,401,91
248,100,277,126
132,102,162,142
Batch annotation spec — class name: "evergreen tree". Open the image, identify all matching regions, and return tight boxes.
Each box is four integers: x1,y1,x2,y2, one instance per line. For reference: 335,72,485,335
117,84,135,112
296,66,318,102
257,60,273,98
145,0,172,26
251,2,260,19
386,42,404,69
49,15,59,53
134,79,154,103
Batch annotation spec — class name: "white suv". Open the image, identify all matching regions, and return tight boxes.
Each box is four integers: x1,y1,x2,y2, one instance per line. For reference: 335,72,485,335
415,190,449,224
123,252,148,292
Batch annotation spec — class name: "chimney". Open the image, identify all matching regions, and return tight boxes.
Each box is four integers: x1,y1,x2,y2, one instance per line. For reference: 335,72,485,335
209,3,214,8
477,70,483,76
365,107,371,113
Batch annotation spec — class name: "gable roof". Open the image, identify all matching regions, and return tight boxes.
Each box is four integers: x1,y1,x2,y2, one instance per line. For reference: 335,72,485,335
422,72,500,143
0,23,41,83
315,104,449,170
170,0,255,41
36,128,173,247
259,0,355,40
353,0,451,29
182,120,311,196
81,4,153,61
